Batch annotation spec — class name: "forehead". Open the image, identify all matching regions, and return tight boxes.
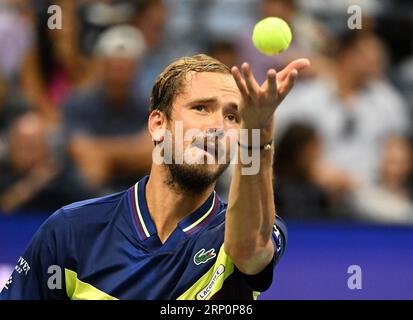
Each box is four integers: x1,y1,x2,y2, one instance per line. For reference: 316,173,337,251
177,71,241,104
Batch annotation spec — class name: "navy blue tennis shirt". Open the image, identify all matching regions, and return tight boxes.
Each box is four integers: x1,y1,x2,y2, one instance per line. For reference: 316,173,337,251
0,175,287,300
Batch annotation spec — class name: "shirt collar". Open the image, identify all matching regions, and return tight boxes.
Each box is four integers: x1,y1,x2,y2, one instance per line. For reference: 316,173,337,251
128,176,220,241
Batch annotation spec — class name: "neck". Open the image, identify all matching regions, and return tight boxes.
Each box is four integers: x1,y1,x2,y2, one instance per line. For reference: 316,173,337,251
145,165,215,243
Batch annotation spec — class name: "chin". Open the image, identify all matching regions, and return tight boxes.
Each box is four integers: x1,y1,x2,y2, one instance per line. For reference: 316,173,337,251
165,162,229,195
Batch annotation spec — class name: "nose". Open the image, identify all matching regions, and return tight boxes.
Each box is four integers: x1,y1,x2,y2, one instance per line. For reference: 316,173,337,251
206,128,225,140
205,112,225,137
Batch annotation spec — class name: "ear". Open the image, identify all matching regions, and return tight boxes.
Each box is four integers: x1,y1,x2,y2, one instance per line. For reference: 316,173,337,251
148,110,167,144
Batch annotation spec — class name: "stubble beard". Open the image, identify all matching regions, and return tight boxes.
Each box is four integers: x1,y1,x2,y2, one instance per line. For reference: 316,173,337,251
165,161,229,196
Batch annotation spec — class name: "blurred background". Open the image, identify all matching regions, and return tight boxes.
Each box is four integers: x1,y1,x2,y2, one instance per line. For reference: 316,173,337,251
1,0,413,299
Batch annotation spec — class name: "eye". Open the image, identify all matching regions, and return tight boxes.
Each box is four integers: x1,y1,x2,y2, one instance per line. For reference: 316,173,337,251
225,114,239,123
192,105,207,112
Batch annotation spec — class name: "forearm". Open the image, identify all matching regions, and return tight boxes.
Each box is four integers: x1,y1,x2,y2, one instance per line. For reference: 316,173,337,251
108,132,153,174
69,132,152,185
225,131,276,273
0,164,58,213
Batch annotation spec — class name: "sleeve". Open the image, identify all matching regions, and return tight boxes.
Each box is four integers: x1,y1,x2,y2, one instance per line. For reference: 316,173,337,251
237,215,288,292
0,210,67,300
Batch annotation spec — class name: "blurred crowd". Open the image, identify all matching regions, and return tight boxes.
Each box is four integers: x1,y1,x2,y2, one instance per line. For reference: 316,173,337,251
0,0,412,225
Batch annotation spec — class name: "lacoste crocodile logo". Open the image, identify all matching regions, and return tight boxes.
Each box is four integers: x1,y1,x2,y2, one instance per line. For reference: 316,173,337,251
193,248,216,265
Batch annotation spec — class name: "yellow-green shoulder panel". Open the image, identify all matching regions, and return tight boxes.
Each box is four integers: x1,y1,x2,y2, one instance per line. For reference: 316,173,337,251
65,268,118,300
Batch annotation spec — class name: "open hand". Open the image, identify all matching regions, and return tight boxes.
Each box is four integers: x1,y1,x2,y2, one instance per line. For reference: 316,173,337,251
231,59,310,135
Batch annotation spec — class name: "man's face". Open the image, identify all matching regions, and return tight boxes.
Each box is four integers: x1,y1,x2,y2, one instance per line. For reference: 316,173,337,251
164,72,241,193
9,115,48,173
345,35,385,83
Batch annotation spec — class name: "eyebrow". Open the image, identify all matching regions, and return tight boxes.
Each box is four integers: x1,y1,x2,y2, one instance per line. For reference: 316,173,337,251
187,97,238,110
186,97,218,105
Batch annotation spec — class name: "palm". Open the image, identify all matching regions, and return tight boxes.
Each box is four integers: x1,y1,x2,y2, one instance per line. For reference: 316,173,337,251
231,59,310,130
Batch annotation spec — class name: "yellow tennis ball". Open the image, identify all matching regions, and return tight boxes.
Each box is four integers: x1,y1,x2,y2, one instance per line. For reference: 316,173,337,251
252,17,292,56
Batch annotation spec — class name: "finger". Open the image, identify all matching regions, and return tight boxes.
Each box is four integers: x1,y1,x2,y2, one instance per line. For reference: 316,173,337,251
278,58,310,82
264,68,277,97
231,66,249,99
241,62,261,97
279,69,298,101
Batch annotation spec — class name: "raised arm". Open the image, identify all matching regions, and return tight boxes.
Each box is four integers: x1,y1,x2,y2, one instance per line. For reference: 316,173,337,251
224,59,310,275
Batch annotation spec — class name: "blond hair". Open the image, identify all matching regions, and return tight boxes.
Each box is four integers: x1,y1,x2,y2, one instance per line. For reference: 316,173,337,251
150,54,231,119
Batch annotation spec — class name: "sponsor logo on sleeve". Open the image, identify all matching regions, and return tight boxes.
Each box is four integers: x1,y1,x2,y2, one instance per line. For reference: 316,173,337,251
14,256,31,276
196,264,225,300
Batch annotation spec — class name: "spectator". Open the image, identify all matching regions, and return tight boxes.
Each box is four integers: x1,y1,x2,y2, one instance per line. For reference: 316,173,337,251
19,0,93,125
132,0,169,104
63,25,152,192
207,39,240,69
276,30,410,199
77,0,137,55
0,2,33,82
349,135,413,224
396,55,413,118
134,0,167,51
0,76,29,163
0,113,94,214
274,123,329,220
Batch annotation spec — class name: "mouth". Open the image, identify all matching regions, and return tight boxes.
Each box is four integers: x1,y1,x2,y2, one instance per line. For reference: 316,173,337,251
192,141,220,159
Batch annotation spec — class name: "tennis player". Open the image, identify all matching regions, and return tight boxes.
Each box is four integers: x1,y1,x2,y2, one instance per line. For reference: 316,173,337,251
0,54,309,300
